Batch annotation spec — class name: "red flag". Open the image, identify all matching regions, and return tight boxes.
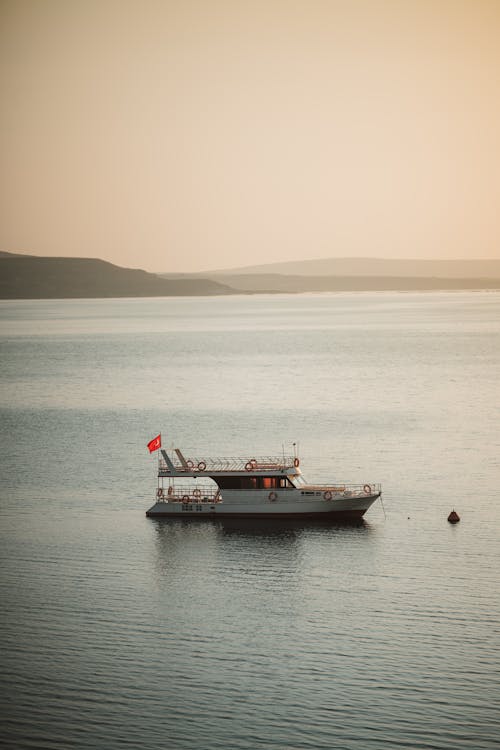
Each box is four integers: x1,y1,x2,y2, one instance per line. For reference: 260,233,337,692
147,434,161,453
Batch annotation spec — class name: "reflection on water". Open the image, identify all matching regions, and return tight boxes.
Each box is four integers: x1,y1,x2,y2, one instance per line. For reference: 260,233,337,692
151,516,372,577
150,516,379,624
152,515,368,538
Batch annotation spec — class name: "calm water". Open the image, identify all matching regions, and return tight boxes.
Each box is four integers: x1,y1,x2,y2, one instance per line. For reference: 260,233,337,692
1,292,499,749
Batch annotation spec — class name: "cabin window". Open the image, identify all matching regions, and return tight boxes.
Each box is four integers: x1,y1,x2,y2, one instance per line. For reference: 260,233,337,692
216,477,257,489
213,476,292,490
258,477,292,489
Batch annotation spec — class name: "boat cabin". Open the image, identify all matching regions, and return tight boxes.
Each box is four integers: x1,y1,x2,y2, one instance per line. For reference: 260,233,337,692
214,475,295,490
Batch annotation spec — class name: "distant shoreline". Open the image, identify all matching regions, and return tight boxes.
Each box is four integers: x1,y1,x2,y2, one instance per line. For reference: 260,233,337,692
1,287,499,303
1,251,499,299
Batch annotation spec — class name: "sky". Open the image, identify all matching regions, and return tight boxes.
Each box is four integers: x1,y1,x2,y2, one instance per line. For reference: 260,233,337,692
1,0,500,273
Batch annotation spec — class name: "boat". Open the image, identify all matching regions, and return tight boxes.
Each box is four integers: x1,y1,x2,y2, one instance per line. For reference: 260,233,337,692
146,446,381,520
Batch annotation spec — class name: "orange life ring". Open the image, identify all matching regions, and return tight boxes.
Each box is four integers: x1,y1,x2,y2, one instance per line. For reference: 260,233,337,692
269,491,277,501
294,458,300,467
363,484,372,495
197,461,207,471
324,490,332,501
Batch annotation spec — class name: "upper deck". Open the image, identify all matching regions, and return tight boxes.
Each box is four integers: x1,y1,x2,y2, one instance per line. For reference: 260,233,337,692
158,449,300,478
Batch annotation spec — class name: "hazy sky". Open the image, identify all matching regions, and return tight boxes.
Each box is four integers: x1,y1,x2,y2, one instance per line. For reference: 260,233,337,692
1,0,500,273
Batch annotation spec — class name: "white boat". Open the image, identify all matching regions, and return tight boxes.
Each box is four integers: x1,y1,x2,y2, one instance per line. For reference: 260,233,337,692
146,447,381,520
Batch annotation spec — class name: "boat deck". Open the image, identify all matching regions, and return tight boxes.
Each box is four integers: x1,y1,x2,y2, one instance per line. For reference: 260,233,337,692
159,453,298,475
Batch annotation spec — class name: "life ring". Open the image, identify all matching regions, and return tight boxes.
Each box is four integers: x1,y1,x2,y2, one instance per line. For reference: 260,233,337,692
294,458,300,468
197,461,207,471
245,461,253,472
269,491,278,502
157,487,164,499
186,460,194,469
167,486,173,496
193,488,201,498
182,495,190,503
324,490,332,501
363,484,372,495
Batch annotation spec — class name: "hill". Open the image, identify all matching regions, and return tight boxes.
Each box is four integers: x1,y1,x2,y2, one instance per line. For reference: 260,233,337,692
192,273,500,293
210,257,500,279
0,250,32,258
0,254,233,299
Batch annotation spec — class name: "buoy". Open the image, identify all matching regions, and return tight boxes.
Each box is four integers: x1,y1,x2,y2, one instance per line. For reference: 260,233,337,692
447,510,460,524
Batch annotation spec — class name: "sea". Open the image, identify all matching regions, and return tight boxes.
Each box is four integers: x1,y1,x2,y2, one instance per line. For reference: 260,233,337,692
1,291,499,750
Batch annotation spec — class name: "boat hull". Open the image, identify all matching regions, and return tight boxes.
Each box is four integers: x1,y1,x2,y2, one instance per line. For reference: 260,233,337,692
146,493,380,519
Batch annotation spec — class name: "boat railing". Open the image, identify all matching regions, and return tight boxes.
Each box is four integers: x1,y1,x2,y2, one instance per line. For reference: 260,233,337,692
300,482,381,496
155,485,221,503
159,455,297,474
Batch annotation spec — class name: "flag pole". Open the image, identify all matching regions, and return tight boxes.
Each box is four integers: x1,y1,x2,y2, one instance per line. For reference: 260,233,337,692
158,433,161,493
